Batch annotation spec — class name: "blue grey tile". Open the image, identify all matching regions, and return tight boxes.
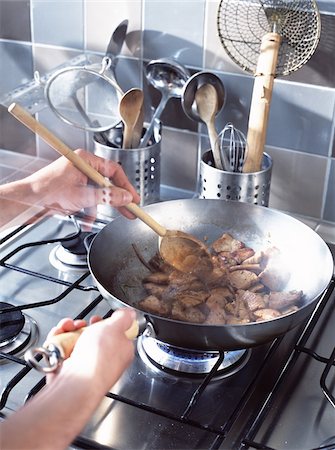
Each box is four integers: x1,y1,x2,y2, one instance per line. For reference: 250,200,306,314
114,58,142,93
0,43,35,156
0,42,33,97
33,46,82,74
160,128,198,191
317,1,335,13
31,0,84,48
214,72,253,135
143,0,205,67
0,104,36,156
0,0,31,41
266,146,327,218
323,159,335,222
266,81,335,156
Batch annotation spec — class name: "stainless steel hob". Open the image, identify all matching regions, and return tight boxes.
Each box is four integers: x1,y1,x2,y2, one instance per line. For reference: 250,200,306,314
1,212,334,450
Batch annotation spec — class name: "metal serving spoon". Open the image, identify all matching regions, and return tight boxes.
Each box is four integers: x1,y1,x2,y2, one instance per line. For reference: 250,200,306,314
140,58,190,148
8,103,212,275
119,88,144,149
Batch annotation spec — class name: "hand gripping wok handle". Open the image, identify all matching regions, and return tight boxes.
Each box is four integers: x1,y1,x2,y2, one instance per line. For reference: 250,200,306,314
45,319,140,360
8,103,167,237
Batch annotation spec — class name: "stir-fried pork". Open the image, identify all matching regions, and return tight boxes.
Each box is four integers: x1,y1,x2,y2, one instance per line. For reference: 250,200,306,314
137,233,304,325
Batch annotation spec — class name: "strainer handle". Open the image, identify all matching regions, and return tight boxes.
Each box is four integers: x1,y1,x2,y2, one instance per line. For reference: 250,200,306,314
243,32,281,173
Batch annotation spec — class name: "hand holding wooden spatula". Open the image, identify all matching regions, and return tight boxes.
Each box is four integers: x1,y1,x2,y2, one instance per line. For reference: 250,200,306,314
8,103,213,276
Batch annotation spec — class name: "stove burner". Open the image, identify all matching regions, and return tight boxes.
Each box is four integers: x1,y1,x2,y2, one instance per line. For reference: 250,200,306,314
0,308,38,362
0,302,25,344
49,232,94,271
138,336,250,377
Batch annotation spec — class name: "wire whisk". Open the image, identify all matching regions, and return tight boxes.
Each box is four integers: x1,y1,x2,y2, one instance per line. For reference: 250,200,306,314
218,122,248,173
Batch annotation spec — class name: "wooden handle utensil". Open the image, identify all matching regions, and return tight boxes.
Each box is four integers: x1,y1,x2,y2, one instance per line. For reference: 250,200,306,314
8,103,166,237
243,32,281,173
8,103,213,275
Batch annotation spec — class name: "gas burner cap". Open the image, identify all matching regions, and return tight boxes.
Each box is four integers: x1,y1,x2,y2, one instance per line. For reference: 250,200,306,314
0,309,39,361
49,232,94,272
138,336,250,377
0,302,25,344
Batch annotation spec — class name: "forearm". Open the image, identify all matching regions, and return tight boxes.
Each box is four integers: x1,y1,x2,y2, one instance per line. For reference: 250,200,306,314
0,178,42,227
1,367,108,450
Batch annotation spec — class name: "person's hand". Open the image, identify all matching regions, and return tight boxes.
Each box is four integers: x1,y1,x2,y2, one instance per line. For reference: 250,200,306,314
46,309,136,394
26,149,141,219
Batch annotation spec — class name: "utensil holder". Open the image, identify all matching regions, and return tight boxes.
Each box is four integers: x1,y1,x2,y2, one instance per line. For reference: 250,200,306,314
198,150,272,206
94,123,161,219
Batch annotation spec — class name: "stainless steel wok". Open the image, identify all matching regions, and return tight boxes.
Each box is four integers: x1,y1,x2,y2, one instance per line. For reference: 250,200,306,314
88,199,333,351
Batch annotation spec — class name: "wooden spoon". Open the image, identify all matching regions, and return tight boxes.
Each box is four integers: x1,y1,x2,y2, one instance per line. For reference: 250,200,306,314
119,88,144,149
8,103,212,275
195,83,223,170
131,99,144,149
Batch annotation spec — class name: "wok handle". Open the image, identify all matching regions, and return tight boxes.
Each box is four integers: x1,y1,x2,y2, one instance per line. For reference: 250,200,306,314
243,32,281,173
7,103,167,237
44,319,139,360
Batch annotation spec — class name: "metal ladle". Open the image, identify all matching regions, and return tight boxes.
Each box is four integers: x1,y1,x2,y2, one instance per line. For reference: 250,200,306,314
140,58,190,148
8,103,212,276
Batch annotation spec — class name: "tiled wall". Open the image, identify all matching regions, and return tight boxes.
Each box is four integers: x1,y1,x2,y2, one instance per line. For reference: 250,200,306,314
0,0,334,224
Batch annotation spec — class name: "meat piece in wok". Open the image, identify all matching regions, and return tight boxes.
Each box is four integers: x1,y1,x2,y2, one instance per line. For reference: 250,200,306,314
138,233,304,325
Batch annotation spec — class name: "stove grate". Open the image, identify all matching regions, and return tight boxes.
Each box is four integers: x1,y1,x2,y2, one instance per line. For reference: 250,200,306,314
241,277,335,450
1,220,334,450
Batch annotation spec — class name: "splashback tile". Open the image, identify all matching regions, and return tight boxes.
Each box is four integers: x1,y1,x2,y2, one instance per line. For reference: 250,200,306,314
85,1,142,57
0,42,33,97
33,46,82,74
0,104,36,156
266,146,327,218
143,0,205,67
323,159,335,222
0,0,31,41
204,0,246,75
160,128,198,191
266,81,335,156
31,0,84,48
0,41,35,156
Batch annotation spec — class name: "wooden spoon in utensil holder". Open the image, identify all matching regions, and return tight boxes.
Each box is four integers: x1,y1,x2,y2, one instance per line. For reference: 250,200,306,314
119,88,144,149
243,32,281,173
8,103,213,275
195,83,223,170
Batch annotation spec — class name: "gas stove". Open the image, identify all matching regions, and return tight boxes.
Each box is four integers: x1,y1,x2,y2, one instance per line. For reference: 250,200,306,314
0,212,334,450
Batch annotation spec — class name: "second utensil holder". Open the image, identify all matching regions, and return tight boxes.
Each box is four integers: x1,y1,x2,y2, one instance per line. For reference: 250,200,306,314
94,123,161,219
198,150,273,206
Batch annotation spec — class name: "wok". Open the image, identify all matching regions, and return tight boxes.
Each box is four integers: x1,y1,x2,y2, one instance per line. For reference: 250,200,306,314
88,199,333,351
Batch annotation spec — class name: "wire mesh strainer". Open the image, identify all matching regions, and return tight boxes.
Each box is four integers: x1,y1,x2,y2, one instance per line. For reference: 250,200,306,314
217,0,321,173
217,0,321,77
